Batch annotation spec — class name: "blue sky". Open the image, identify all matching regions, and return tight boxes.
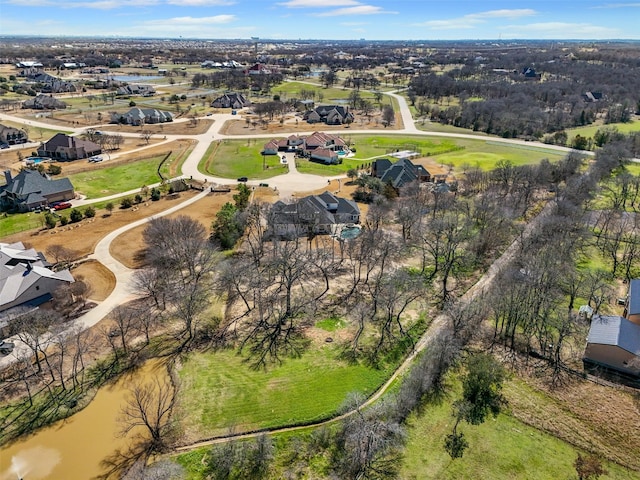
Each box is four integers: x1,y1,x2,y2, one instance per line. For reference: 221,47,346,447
0,0,638,40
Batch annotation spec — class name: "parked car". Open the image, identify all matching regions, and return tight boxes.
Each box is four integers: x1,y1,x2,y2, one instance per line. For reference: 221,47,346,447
0,143,9,149
237,176,248,182
259,183,269,187
53,202,72,211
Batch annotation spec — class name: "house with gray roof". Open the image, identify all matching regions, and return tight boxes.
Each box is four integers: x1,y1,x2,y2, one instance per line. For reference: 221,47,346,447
38,133,101,161
304,105,354,125
269,191,360,238
0,124,28,145
116,84,156,97
372,158,431,189
212,92,250,109
110,107,173,126
22,94,67,110
0,241,74,315
0,169,75,212
583,315,640,379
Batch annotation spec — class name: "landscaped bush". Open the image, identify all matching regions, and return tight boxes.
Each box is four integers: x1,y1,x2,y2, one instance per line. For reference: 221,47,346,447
150,188,161,201
134,194,143,204
84,206,96,218
69,209,83,223
120,197,133,209
59,215,69,226
44,213,57,229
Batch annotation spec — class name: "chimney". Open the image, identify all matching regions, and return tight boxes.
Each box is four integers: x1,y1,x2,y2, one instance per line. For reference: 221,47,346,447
4,170,12,185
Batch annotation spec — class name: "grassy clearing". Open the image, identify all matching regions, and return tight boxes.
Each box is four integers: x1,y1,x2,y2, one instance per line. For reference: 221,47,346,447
175,345,393,440
69,156,165,198
400,374,638,480
271,82,381,104
566,121,640,142
434,139,565,170
199,139,289,179
0,210,46,237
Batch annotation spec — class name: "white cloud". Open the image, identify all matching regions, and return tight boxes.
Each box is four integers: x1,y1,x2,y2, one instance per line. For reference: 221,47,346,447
503,22,619,38
468,9,537,19
316,5,397,16
414,9,536,30
143,14,236,25
277,0,359,7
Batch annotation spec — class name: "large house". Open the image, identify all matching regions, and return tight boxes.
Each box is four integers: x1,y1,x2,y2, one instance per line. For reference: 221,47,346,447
116,84,156,97
111,107,173,126
304,105,354,125
211,92,250,109
261,132,348,165
583,279,640,381
38,133,101,161
20,70,76,93
0,124,28,145
0,241,74,315
22,94,67,110
372,158,431,188
0,169,75,212
269,191,360,238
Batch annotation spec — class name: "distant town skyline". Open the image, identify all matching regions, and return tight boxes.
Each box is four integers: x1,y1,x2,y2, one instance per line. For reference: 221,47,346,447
1,0,639,41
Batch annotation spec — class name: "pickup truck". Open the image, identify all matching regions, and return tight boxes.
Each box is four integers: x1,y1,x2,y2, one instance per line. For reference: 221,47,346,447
53,202,72,211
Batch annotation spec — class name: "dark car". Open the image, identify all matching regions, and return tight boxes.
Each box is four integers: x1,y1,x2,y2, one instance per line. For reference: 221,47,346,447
237,177,248,182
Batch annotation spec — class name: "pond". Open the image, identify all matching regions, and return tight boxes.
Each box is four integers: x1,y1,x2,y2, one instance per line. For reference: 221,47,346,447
0,359,169,480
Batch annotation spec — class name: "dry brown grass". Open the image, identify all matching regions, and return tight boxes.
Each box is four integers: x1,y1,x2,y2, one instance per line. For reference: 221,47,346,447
109,190,235,268
72,259,116,301
97,119,214,136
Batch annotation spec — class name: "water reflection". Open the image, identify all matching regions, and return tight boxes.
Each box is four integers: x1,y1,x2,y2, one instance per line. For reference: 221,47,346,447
0,360,168,480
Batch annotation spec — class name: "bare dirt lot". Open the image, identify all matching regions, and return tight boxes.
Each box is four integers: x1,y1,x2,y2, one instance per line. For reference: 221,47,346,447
71,259,116,302
97,118,214,136
110,190,235,268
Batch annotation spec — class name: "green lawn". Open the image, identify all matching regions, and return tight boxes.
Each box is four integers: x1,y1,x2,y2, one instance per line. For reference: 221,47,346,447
433,139,565,170
199,134,569,180
69,156,166,198
567,121,640,142
0,211,45,238
271,82,382,104
198,139,289,179
176,345,393,439
400,376,638,480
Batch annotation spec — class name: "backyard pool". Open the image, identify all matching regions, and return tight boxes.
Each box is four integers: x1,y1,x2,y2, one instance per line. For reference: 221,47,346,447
340,225,362,240
25,157,48,164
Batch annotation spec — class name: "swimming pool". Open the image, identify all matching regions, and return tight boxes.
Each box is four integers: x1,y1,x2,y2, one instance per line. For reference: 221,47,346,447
340,225,362,240
26,157,48,164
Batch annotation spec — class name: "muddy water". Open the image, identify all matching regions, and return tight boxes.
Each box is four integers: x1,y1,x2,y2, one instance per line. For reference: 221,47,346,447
0,359,169,480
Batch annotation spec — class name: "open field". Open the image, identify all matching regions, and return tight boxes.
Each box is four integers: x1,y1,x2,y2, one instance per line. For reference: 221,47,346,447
199,138,289,179
399,373,639,480
70,156,167,198
175,342,395,442
566,118,640,142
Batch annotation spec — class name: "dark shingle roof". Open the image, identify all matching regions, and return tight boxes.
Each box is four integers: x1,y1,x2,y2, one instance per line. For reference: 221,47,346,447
587,315,640,355
4,169,73,198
